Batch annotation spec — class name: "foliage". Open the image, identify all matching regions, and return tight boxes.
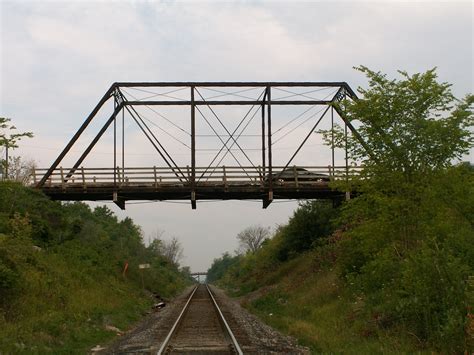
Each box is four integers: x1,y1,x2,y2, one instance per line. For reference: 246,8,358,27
225,249,420,353
0,117,34,181
151,236,184,266
327,67,473,351
0,117,34,149
2,156,36,184
320,66,473,172
206,252,241,283
213,67,473,352
0,181,191,352
236,225,270,254
276,200,338,261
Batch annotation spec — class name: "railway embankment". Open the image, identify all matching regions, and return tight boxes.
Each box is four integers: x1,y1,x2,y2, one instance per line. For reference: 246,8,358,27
103,284,308,354
0,182,191,353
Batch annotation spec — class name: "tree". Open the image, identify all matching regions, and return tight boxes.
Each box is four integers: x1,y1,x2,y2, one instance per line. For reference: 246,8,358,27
321,66,473,174
160,237,184,265
319,67,473,350
148,233,184,266
0,117,34,180
3,156,36,184
206,252,241,283
276,200,337,261
236,225,270,254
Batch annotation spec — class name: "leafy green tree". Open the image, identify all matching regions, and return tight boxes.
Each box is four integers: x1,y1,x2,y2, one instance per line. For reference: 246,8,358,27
207,252,241,283
0,117,33,180
276,200,338,261
320,67,473,350
323,67,472,172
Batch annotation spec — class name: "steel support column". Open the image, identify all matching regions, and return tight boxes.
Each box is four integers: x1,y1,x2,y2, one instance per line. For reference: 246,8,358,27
331,106,335,177
191,86,196,210
261,90,267,179
263,86,273,209
113,92,117,188
345,121,350,201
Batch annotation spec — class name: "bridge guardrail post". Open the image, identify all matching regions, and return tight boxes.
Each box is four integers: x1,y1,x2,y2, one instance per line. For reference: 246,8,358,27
223,166,228,191
116,166,121,187
81,167,86,192
293,165,298,188
60,167,65,191
115,166,120,189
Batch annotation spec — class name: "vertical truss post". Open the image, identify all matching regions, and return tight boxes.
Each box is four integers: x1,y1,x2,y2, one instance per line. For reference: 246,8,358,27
261,91,266,180
345,121,350,201
263,86,273,209
191,86,196,210
331,106,335,178
113,93,117,188
122,101,125,183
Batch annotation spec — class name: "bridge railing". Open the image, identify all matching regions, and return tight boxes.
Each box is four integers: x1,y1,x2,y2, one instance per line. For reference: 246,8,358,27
33,165,362,189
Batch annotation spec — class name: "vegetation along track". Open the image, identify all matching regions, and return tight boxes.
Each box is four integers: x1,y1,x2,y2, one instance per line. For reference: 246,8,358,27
157,284,243,354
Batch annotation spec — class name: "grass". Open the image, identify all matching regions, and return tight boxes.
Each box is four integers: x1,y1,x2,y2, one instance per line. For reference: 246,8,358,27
0,183,191,354
0,272,152,354
0,245,155,354
233,252,424,354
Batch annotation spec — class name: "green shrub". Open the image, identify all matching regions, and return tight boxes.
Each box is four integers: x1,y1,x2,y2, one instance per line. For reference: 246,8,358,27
276,200,338,261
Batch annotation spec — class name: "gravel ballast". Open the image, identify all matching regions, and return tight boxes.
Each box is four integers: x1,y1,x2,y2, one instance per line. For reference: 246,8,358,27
101,284,309,354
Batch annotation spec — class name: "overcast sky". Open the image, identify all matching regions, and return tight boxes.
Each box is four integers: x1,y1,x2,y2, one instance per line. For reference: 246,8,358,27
1,0,472,271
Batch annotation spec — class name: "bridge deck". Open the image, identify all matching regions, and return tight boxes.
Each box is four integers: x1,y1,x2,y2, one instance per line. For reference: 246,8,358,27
33,166,360,207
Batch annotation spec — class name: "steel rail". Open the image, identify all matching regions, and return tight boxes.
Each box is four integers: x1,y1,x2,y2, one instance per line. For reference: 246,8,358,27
206,284,244,355
157,285,199,355
156,284,243,355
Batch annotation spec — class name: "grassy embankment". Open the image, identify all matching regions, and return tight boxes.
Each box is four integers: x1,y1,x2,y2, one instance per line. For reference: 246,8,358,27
214,191,473,353
213,184,473,353
224,250,420,353
0,182,191,353
209,68,473,353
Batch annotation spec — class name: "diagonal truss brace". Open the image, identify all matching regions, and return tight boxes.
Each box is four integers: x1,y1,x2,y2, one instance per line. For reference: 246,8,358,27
36,81,368,210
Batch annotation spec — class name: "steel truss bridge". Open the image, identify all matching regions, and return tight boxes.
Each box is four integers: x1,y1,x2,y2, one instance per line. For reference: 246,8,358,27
34,82,364,209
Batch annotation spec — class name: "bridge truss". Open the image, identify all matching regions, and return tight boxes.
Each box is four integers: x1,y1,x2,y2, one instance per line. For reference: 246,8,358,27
35,82,363,209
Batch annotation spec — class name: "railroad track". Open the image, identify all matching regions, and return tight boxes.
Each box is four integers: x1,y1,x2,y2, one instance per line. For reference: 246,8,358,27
157,284,243,354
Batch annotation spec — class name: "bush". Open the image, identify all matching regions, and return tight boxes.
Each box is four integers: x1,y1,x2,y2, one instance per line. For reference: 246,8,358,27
0,182,191,352
276,200,338,261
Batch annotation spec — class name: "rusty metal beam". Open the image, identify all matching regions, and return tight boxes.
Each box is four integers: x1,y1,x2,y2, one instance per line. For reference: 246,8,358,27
191,86,196,210
124,100,333,106
37,84,116,187
116,81,352,88
265,86,273,209
38,81,362,209
65,102,124,181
